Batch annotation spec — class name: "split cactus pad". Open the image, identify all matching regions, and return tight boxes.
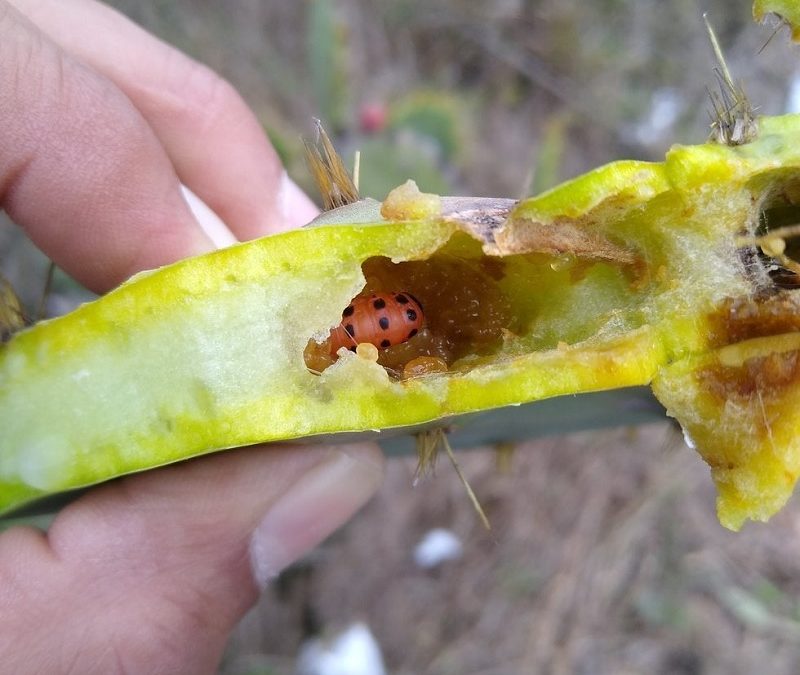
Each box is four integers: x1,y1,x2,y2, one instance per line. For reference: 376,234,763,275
6,115,800,530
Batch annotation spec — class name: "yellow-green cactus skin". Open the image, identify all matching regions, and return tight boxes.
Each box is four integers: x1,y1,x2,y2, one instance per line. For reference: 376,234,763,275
5,115,800,529
754,0,800,40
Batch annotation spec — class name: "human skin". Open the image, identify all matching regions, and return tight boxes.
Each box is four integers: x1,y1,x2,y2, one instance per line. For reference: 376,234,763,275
0,1,384,672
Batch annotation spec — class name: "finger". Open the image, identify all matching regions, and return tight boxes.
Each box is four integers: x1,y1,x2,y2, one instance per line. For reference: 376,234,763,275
9,0,320,238
0,442,384,674
0,3,217,292
181,185,238,248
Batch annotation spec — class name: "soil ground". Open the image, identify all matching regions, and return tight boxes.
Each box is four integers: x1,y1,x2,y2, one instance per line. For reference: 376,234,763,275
223,424,800,675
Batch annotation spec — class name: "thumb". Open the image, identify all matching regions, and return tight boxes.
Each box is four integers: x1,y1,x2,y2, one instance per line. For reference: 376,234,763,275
0,443,384,674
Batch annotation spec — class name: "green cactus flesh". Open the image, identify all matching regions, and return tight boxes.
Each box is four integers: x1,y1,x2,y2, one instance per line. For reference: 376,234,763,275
5,115,800,529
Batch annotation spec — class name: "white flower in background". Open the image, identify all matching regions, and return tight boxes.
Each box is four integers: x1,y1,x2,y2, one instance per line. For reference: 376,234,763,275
296,622,386,675
413,528,464,569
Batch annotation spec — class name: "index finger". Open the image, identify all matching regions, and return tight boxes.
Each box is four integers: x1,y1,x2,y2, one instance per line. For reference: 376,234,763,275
9,0,320,239
0,3,215,292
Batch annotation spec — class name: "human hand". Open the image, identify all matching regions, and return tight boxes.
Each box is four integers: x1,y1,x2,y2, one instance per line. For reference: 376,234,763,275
0,1,384,671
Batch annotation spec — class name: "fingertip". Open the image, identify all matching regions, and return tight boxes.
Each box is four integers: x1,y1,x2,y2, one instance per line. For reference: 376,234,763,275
248,443,384,589
274,172,320,233
181,185,238,248
9,0,320,242
0,9,222,292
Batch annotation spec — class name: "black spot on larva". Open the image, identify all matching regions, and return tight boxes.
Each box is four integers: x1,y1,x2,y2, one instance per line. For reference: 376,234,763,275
408,328,418,339
380,339,391,349
349,346,357,352
342,305,355,318
373,298,386,310
395,294,409,304
379,316,390,330
345,324,355,337
406,309,417,321
407,293,423,310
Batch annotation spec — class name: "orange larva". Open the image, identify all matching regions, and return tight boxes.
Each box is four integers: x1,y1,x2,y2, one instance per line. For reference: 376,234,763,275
329,292,424,355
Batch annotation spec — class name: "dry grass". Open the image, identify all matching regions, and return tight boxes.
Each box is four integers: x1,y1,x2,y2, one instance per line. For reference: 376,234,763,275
224,424,800,674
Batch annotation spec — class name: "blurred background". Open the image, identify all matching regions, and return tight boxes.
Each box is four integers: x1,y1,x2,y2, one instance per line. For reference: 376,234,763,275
5,0,800,673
